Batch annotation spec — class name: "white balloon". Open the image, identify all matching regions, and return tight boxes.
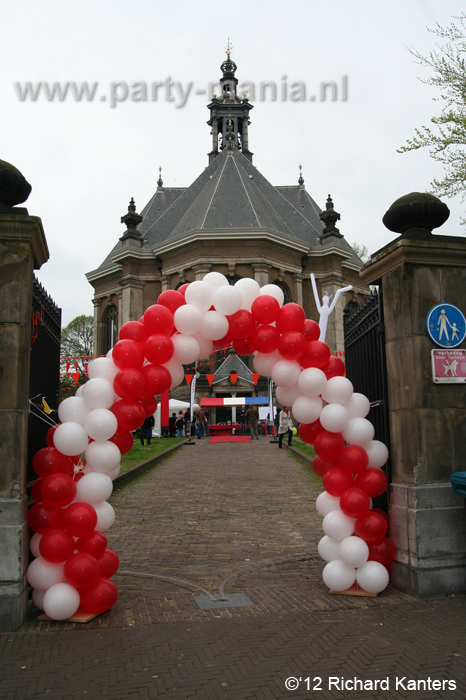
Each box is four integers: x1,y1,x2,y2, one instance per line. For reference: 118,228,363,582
322,510,355,541
291,395,323,424
271,359,301,388
26,557,66,590
322,559,356,591
365,440,389,469
94,501,116,532
30,532,43,558
75,386,84,398
185,280,213,313
298,367,327,398
192,332,214,360
163,359,185,388
315,491,340,517
234,278,261,311
212,285,242,316
84,408,118,441
201,310,229,340
53,422,89,456
82,378,115,410
318,535,341,562
356,560,390,593
339,536,369,568
260,284,284,307
87,357,119,382
275,384,302,406
85,441,121,474
107,464,121,481
346,392,371,419
319,403,350,433
343,418,375,446
43,582,80,621
174,304,204,335
58,397,90,426
202,271,229,290
32,588,45,611
75,472,113,504
321,376,354,405
253,350,282,377
172,334,200,364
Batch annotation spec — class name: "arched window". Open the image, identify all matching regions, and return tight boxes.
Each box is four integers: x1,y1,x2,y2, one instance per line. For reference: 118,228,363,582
272,280,291,304
104,304,119,353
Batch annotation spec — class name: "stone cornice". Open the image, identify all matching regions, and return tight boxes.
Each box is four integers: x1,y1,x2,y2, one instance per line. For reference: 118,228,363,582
0,214,49,269
361,235,466,285
86,262,123,284
152,229,310,256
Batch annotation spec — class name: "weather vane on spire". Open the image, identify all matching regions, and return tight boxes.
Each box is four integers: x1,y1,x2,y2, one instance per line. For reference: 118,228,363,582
226,37,233,57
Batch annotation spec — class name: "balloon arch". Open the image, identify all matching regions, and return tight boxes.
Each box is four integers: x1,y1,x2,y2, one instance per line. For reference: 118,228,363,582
27,273,394,621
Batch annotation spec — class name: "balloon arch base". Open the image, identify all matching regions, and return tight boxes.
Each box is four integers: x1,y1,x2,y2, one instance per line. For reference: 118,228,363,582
26,273,394,622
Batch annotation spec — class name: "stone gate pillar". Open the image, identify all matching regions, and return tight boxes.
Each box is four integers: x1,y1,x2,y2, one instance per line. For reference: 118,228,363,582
361,193,466,597
0,162,49,629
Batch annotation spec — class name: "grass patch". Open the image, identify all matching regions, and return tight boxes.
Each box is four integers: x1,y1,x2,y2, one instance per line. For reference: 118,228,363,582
120,437,186,471
291,438,316,460
289,438,322,486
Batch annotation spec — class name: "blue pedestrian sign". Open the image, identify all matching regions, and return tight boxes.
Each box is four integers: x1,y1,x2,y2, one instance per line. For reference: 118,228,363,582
426,303,466,348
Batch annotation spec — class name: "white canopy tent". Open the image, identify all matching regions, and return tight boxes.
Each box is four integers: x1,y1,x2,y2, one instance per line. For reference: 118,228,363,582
153,399,200,437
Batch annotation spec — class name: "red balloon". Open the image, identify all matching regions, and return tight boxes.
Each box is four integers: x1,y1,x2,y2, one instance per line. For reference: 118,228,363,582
119,321,148,343
323,467,354,497
63,502,98,537
157,289,186,315
177,283,190,298
33,447,75,478
73,472,84,482
28,503,64,533
109,430,134,454
298,420,323,444
233,337,256,355
251,295,280,324
64,552,100,589
76,531,108,558
45,425,59,447
98,548,119,578
79,576,118,614
111,399,145,433
31,478,44,503
312,455,337,478
338,445,369,475
39,528,75,563
138,397,158,418
355,510,388,544
213,331,232,348
355,468,388,497
300,340,331,370
314,430,345,461
368,537,396,566
143,334,174,365
323,356,346,379
41,473,77,508
252,324,279,353
143,304,175,336
340,487,370,518
141,364,172,396
371,508,390,527
302,319,320,341
112,339,145,370
276,303,305,333
277,331,306,361
228,310,255,339
113,368,145,400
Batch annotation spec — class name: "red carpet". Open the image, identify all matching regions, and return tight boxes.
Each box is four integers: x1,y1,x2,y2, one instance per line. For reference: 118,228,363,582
209,436,251,443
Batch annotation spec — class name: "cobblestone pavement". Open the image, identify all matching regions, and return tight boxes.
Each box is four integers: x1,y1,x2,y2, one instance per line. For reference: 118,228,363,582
1,438,466,700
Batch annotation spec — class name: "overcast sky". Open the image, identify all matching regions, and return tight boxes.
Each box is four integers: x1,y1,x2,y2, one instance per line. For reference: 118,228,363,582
1,0,464,326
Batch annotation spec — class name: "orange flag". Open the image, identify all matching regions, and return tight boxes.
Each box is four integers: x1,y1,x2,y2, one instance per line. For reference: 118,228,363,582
206,374,215,386
252,373,260,385
185,374,194,386
230,373,238,384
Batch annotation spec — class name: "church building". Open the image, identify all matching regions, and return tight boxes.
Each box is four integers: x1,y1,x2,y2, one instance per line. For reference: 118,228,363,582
86,49,367,409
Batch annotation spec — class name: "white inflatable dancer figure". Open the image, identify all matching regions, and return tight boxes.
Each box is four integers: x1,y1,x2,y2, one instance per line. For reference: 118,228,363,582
310,273,353,344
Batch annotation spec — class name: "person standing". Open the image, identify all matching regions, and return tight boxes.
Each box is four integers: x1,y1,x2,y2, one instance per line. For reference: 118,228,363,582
238,405,247,435
278,407,293,448
245,405,260,440
196,408,206,439
140,414,155,446
175,411,185,438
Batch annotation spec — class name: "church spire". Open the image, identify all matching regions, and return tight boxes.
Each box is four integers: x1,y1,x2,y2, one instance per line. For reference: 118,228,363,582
207,44,254,164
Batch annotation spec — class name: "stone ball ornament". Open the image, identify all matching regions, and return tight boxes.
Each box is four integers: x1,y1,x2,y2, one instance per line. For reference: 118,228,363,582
0,159,32,206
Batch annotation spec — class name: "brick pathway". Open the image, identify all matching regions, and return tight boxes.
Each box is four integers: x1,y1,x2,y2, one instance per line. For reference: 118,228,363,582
1,438,465,699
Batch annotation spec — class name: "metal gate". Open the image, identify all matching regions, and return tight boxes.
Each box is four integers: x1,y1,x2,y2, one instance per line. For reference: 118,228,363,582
343,289,391,509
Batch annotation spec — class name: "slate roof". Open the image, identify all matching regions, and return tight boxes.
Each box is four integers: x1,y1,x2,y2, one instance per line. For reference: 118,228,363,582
94,145,345,273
